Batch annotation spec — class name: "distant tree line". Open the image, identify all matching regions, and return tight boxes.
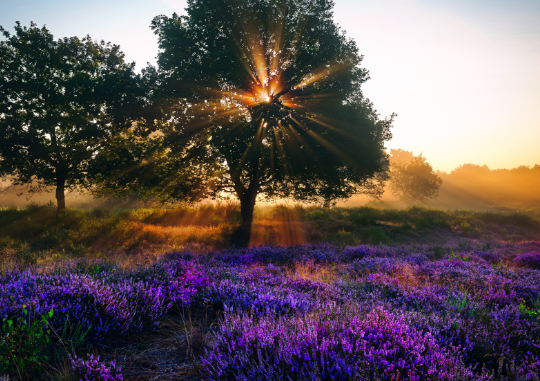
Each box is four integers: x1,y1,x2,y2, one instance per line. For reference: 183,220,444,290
382,149,540,209
435,164,540,208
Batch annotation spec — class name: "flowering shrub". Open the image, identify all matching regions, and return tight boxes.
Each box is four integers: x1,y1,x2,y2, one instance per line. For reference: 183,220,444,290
1,243,539,379
0,260,208,339
515,252,540,269
68,354,122,381
202,307,480,380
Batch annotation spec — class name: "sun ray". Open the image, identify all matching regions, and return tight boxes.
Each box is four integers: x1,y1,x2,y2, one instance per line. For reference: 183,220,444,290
291,116,354,165
292,60,353,90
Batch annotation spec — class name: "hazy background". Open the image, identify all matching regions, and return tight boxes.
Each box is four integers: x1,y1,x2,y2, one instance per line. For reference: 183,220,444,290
1,0,539,208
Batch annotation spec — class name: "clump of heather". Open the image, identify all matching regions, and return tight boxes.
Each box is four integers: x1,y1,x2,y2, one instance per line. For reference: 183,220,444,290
201,306,481,381
68,354,122,381
472,250,502,264
515,252,540,269
0,260,208,339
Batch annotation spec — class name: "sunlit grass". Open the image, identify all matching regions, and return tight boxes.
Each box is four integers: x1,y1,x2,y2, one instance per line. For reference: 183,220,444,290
0,203,539,271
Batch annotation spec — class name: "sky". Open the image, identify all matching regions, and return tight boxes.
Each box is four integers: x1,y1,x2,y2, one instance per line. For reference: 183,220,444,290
1,0,539,173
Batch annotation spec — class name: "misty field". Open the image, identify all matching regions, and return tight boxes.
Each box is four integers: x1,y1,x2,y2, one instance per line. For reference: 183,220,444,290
1,204,540,380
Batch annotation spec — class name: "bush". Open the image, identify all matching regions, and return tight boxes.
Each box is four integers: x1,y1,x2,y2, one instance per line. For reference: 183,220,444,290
202,307,477,380
360,226,390,244
515,252,540,270
68,354,122,381
308,209,330,221
0,308,53,378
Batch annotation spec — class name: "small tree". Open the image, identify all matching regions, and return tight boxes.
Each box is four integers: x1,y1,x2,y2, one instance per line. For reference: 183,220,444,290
0,23,145,210
388,151,442,204
150,0,394,226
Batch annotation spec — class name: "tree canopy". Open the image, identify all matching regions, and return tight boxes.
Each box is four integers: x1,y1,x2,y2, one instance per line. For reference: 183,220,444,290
150,0,394,224
0,23,146,210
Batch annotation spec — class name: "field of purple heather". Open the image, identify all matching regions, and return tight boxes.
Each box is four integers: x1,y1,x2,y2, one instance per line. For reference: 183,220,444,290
2,241,540,380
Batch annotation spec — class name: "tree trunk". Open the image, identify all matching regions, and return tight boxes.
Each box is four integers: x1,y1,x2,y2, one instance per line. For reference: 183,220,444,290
229,189,257,247
228,156,261,246
240,189,257,225
56,178,66,211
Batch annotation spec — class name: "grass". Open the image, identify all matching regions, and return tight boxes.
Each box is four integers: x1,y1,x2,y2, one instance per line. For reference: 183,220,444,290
0,202,539,270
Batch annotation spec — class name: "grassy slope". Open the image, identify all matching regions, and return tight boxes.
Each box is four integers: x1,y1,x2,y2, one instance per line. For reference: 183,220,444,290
1,203,539,270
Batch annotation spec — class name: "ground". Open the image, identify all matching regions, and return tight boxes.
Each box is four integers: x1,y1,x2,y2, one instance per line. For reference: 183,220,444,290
1,204,539,380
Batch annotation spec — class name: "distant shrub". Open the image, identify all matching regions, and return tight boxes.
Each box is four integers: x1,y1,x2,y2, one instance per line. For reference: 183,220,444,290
394,221,413,234
90,208,109,219
430,245,447,260
307,209,329,221
415,214,451,230
0,238,37,272
480,212,539,230
348,212,376,226
360,226,390,244
335,228,358,245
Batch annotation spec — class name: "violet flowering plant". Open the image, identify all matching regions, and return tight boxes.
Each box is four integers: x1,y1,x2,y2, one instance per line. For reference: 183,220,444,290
0,260,209,339
1,243,539,379
515,251,540,270
68,354,122,381
201,306,484,380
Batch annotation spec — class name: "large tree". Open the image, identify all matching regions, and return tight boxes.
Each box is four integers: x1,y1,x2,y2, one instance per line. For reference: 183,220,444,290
0,23,146,210
150,0,394,225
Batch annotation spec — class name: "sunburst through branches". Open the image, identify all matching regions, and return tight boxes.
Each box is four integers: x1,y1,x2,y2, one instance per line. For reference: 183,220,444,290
151,0,393,233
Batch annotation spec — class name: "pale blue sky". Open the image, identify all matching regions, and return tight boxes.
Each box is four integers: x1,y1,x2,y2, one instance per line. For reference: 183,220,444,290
2,0,539,172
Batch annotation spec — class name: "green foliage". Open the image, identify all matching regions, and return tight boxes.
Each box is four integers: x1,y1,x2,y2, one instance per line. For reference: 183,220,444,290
446,295,469,313
47,319,92,364
479,212,539,230
481,242,492,251
460,222,472,232
519,299,540,321
450,252,471,262
430,246,447,260
334,229,359,246
0,22,148,210
414,213,451,230
394,222,413,234
0,204,538,256
137,343,149,351
148,0,394,223
308,209,331,221
0,308,53,378
360,226,390,245
0,237,37,271
347,210,377,226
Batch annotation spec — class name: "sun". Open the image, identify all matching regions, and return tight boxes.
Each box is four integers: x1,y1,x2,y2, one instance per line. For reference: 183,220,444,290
252,84,273,104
